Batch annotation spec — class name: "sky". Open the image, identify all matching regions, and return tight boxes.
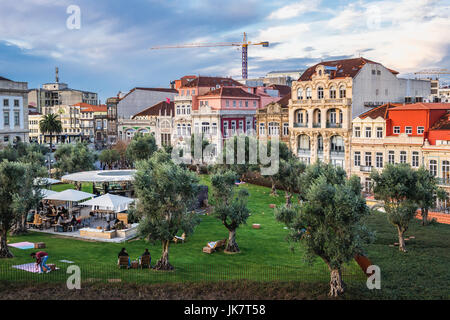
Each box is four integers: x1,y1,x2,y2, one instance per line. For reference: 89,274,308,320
0,0,449,102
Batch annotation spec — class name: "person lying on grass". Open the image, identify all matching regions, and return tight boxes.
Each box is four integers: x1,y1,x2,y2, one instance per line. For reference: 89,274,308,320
31,251,51,274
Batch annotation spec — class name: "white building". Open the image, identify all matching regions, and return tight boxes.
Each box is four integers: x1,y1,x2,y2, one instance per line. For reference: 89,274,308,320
0,76,28,146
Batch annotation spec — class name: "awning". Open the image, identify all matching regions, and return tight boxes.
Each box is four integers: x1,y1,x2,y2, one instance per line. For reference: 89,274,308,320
79,193,134,212
44,189,95,202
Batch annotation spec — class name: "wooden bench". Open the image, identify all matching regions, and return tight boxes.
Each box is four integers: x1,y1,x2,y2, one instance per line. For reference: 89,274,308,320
140,255,151,269
173,232,186,244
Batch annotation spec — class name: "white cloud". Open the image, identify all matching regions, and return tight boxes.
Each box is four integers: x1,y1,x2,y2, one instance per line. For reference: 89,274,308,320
268,0,322,20
255,0,450,72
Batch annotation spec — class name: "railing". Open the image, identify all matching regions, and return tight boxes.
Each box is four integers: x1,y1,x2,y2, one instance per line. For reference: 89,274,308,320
298,149,311,156
326,122,342,128
360,166,373,172
293,122,308,128
313,123,321,128
174,95,192,101
437,178,450,186
330,151,345,157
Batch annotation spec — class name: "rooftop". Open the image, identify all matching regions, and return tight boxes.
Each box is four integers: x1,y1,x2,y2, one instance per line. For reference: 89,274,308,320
119,87,178,101
74,103,107,113
132,100,174,118
430,112,450,131
299,57,399,81
390,102,450,111
198,86,260,99
357,102,401,119
0,76,11,81
182,76,242,88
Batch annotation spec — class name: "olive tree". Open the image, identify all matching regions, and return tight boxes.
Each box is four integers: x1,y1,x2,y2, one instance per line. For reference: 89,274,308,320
210,170,250,253
371,163,418,252
126,133,157,166
99,149,120,169
273,158,306,207
275,164,372,297
133,151,200,270
0,161,28,258
54,142,96,177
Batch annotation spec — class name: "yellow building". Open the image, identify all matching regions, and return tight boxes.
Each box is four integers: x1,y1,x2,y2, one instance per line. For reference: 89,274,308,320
289,63,353,169
256,95,290,147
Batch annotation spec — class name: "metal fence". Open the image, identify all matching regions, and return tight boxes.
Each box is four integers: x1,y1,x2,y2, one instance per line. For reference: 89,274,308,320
0,262,366,285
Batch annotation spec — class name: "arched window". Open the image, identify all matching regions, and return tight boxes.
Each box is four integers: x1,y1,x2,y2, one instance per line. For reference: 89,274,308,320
306,87,312,99
339,86,346,98
330,135,345,153
330,86,336,99
297,88,303,100
317,86,324,99
317,134,323,151
298,134,310,151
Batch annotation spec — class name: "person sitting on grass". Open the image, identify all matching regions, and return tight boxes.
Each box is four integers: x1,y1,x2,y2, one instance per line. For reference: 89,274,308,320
118,247,131,268
138,248,151,266
31,251,51,273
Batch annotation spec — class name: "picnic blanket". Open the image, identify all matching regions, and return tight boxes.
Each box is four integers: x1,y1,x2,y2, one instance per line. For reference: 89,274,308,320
8,242,35,250
12,263,60,273
207,241,217,248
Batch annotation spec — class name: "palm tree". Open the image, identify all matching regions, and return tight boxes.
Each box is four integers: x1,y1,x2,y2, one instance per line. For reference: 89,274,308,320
39,114,62,175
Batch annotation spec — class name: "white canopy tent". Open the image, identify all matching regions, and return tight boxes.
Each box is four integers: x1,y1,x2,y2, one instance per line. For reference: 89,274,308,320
40,189,58,198
44,189,95,202
79,193,134,213
34,177,61,185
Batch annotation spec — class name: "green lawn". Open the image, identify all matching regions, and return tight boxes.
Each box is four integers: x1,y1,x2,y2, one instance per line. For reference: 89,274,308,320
1,177,449,299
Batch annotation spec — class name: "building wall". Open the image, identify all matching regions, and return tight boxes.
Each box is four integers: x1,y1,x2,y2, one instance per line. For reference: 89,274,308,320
0,79,28,146
256,102,290,147
117,90,177,119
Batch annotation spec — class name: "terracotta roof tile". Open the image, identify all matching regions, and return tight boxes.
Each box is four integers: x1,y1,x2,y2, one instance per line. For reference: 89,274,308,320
430,112,450,130
183,76,242,88
358,102,401,119
299,57,399,81
390,102,450,111
132,101,174,118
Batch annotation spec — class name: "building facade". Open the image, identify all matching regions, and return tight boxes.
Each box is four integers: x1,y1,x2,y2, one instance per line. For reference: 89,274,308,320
256,95,291,147
289,57,432,171
0,76,29,146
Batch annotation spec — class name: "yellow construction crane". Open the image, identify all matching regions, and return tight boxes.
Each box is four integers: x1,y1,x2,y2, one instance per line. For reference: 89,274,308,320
150,32,269,80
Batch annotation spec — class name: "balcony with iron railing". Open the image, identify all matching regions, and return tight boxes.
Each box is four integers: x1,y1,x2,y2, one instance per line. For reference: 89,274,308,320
313,122,321,128
326,121,343,128
330,150,345,157
437,178,450,186
293,122,308,128
298,148,311,156
174,95,192,101
359,165,373,172
293,98,352,106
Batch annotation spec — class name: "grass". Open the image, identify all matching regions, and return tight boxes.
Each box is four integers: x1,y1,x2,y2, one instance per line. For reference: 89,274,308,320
1,177,449,299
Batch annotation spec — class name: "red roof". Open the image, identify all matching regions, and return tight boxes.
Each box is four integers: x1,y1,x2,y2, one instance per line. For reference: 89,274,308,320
357,102,401,119
132,101,174,118
390,103,450,111
266,84,291,96
182,76,242,88
73,103,107,113
430,112,450,130
299,57,399,81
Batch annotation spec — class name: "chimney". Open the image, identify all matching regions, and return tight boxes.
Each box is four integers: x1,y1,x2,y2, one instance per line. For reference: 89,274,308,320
55,67,59,83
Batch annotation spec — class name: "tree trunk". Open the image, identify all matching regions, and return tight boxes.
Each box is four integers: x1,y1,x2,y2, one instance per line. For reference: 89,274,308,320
0,229,13,258
10,215,28,236
397,225,407,252
49,132,53,178
270,177,277,196
285,192,292,207
329,268,345,297
154,240,173,270
421,208,429,226
225,229,240,253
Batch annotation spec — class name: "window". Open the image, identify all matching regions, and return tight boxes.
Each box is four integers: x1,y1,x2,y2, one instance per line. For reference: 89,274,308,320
393,126,400,134
181,124,186,136
354,152,361,166
253,101,257,108
376,153,383,168
388,151,395,164
4,111,9,126
339,86,346,98
245,101,248,108
365,127,372,138
268,122,279,136
429,160,437,176
283,123,289,136
233,101,236,107
3,99,9,107
259,122,265,135
202,122,210,135
375,89,379,96
226,100,229,107
306,87,312,99
14,99,19,107
211,123,217,135
238,120,244,133
365,152,372,167
177,124,181,136
377,70,381,75
231,121,236,134
354,126,361,137
317,87,324,99
443,161,450,183
223,121,229,137
329,86,336,99
417,126,424,134
187,124,191,136
239,101,242,108
365,178,372,193
412,151,419,167
192,90,195,95
330,135,344,153
406,126,412,134
376,127,383,138
400,151,407,163
372,70,376,75
297,88,303,100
